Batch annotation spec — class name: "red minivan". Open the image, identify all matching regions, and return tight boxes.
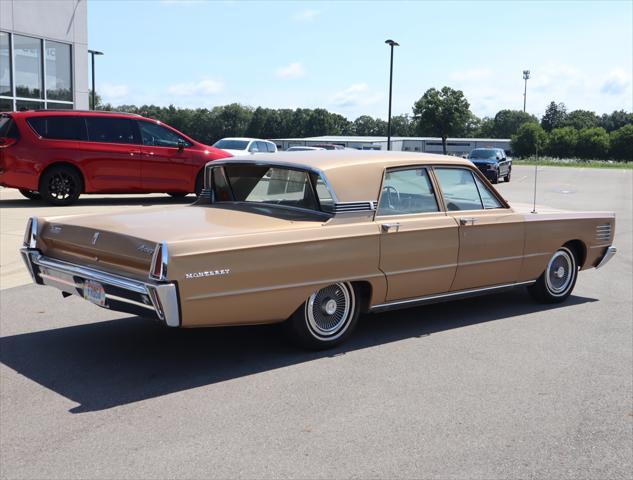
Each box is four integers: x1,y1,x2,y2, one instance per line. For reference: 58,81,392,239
0,110,231,205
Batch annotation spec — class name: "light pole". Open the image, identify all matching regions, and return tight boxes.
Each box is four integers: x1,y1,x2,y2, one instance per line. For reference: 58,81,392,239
522,69,530,112
88,49,104,110
385,39,399,151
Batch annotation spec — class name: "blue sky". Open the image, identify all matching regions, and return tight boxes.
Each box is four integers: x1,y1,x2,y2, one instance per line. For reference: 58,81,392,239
89,0,632,120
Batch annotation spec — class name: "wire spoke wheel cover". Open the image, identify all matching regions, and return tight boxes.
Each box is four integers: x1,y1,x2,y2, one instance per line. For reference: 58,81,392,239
305,282,355,341
545,249,574,296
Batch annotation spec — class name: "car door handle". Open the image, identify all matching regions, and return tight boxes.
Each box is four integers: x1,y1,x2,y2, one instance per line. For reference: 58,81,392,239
381,223,400,233
459,217,477,226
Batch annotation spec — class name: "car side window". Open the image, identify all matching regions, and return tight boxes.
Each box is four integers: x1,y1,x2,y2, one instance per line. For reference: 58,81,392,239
257,141,268,152
378,168,439,216
27,116,86,140
85,117,139,144
138,121,190,148
473,175,503,209
435,168,483,211
248,142,259,153
266,142,276,152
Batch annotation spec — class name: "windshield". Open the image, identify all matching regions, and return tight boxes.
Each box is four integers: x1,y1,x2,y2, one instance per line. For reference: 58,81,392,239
468,149,498,160
213,139,249,150
210,165,328,212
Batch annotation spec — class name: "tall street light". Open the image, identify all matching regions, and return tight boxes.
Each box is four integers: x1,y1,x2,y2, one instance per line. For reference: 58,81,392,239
88,49,104,110
385,39,399,151
522,69,530,112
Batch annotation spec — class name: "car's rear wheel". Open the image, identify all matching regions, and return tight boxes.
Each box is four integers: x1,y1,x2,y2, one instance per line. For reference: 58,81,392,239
528,247,578,303
19,189,41,200
39,165,83,206
284,282,360,349
505,168,512,182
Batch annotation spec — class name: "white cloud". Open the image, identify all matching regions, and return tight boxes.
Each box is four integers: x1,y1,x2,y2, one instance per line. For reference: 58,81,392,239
293,9,319,21
276,62,305,79
100,83,129,101
601,69,631,96
448,68,493,82
167,79,224,96
331,83,382,109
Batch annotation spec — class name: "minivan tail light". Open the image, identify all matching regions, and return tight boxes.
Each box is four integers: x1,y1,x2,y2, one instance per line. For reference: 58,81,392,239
149,242,168,281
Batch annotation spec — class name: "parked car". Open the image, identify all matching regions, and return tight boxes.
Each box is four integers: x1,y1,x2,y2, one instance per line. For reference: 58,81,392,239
0,110,231,205
213,137,277,156
285,146,326,151
467,147,511,183
311,143,345,150
21,151,616,349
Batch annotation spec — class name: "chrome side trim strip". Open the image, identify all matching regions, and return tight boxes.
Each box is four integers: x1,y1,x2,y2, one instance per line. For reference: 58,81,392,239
595,246,616,269
370,280,536,313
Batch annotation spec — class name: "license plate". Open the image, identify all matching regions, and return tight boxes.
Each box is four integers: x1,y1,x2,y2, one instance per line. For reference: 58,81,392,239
83,280,106,307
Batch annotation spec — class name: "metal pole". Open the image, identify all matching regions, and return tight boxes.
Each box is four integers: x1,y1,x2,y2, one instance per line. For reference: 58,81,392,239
532,142,538,214
90,51,95,110
387,45,394,151
523,78,527,113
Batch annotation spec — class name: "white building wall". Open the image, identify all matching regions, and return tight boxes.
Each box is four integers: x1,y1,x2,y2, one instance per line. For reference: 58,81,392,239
0,0,88,109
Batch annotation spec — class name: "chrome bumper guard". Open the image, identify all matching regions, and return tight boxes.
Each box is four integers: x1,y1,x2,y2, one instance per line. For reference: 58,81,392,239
20,248,180,327
596,246,617,269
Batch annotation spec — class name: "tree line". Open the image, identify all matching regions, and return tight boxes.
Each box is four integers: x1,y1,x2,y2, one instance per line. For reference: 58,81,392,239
96,88,632,161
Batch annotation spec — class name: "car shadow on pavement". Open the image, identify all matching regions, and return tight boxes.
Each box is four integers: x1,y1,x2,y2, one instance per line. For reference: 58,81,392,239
0,289,596,413
0,195,195,209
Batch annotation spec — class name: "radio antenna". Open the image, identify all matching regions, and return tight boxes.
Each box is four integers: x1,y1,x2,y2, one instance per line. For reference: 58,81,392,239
531,142,539,214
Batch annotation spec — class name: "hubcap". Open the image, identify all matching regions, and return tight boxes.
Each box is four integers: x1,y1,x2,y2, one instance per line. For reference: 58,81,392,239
49,173,75,200
306,282,354,340
545,250,574,295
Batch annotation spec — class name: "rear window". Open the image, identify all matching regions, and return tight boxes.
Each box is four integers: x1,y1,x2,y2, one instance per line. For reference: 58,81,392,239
213,139,249,150
0,116,19,139
85,117,139,144
27,116,86,140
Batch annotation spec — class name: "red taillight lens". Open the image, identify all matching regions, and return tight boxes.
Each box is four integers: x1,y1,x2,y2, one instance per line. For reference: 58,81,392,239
0,137,17,148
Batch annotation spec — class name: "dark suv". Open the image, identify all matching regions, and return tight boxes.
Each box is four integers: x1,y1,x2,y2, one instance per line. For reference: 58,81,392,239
0,110,230,205
467,148,511,184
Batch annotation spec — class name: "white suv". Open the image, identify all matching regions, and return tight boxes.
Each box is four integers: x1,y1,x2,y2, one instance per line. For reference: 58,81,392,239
213,137,278,156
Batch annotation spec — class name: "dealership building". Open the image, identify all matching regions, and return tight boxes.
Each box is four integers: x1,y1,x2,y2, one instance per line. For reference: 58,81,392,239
1,0,89,112
273,136,512,156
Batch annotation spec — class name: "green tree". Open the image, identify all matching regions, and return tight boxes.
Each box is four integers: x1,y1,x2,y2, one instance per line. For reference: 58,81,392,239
576,127,610,159
245,107,269,137
511,122,548,157
609,124,633,161
563,109,599,130
546,127,578,158
492,109,538,138
390,114,414,136
412,86,472,154
599,110,633,132
476,117,495,137
541,101,568,132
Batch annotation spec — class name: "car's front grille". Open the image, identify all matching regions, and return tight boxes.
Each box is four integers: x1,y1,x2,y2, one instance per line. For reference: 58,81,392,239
596,224,612,243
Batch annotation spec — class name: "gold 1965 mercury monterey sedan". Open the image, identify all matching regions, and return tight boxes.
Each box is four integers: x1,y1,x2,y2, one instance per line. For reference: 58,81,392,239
21,151,616,348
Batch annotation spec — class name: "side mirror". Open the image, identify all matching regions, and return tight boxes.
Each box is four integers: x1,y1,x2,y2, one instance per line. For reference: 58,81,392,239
177,140,185,152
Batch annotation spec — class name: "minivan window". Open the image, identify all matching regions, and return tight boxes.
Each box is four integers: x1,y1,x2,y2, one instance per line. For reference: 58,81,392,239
435,168,484,211
266,142,276,153
256,141,268,152
138,121,190,148
27,116,87,140
85,117,139,144
213,139,248,150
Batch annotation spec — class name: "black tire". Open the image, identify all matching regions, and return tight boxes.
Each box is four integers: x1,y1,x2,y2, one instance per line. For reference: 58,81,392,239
491,173,499,184
284,282,360,350
194,171,204,197
528,246,578,304
505,168,511,182
39,165,83,206
168,192,188,198
19,189,41,200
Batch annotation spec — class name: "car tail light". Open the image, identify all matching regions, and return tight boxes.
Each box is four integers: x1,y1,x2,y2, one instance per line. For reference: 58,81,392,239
23,217,38,248
149,242,168,281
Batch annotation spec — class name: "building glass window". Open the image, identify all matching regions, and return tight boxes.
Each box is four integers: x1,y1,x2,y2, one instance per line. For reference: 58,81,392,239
14,35,43,99
0,98,12,112
0,32,11,97
46,102,73,110
45,41,72,101
16,99,43,111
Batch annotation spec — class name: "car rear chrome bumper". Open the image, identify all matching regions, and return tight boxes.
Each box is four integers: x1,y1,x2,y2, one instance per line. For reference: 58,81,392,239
20,248,181,327
595,246,617,269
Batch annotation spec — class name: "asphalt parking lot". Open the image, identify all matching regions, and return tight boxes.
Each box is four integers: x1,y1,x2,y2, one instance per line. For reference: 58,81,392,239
0,165,631,479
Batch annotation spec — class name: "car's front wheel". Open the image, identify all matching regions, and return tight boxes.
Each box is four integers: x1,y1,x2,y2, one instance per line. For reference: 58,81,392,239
528,247,578,303
285,282,360,349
